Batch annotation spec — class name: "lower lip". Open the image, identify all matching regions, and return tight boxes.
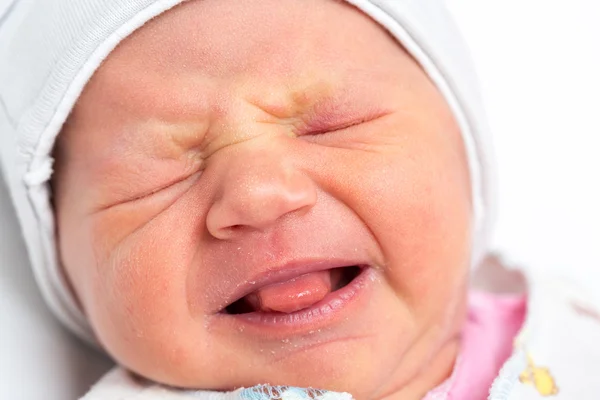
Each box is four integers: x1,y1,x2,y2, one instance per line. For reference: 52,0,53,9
214,266,374,336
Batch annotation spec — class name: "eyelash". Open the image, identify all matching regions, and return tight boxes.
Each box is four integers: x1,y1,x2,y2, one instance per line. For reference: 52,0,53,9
304,118,370,136
302,108,391,137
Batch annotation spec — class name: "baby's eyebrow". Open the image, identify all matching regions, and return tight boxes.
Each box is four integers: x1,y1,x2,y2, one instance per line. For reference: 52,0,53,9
246,76,391,129
127,118,210,161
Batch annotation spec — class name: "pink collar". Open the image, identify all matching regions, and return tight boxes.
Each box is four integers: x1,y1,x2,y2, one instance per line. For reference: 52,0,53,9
423,291,527,400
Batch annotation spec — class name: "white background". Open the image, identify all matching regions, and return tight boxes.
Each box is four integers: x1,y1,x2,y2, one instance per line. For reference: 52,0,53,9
448,0,600,297
1,1,599,399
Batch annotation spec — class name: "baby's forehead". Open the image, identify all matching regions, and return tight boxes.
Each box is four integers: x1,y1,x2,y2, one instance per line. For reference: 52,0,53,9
119,0,394,66
97,0,409,89
77,0,417,128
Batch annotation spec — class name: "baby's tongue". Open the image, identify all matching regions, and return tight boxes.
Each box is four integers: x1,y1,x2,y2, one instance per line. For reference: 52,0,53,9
245,270,333,313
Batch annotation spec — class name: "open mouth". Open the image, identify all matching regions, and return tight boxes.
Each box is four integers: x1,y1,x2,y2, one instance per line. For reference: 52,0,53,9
223,265,363,315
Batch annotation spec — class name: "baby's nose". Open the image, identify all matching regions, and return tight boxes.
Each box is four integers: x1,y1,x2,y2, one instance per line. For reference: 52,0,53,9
205,148,317,240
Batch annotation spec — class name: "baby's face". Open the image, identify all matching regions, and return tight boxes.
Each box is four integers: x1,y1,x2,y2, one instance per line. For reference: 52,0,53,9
53,0,472,398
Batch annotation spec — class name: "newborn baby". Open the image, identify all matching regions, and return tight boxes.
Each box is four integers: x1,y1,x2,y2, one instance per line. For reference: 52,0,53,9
1,0,599,399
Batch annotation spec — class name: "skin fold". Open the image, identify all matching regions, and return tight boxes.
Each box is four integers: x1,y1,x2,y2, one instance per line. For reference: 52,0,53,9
52,0,473,399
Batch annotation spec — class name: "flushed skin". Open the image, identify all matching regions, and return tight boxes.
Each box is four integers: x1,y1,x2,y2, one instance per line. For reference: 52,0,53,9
52,0,473,399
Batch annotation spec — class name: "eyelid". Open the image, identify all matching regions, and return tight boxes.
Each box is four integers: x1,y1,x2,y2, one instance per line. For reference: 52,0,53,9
303,118,367,135
300,108,392,136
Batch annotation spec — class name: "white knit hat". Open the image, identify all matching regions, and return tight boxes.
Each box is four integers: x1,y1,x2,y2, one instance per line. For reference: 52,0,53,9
0,0,495,345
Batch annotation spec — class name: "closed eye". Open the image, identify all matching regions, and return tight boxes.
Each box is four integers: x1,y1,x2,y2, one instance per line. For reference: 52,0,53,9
305,117,373,135
301,110,392,136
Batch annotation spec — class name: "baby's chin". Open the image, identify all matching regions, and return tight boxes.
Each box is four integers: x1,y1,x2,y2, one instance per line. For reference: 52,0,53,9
92,266,461,400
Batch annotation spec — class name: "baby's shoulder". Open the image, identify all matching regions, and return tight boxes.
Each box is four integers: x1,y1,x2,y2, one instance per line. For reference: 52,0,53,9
518,272,600,399
480,254,600,399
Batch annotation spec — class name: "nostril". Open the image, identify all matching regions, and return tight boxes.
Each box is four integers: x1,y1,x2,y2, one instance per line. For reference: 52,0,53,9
223,224,245,237
205,204,246,240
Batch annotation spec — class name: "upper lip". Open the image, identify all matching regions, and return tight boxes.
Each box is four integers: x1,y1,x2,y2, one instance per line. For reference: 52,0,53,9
216,258,367,313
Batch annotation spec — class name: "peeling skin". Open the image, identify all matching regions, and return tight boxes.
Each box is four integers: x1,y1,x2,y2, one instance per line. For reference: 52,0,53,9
52,0,472,399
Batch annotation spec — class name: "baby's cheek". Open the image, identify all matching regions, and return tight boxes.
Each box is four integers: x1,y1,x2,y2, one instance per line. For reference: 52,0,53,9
85,219,205,381
340,138,470,311
386,167,471,317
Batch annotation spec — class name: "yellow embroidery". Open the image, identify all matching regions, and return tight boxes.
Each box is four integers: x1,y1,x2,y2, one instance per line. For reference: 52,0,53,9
519,353,559,396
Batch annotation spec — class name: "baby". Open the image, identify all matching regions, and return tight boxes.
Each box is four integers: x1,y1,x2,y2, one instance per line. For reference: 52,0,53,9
1,0,599,399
